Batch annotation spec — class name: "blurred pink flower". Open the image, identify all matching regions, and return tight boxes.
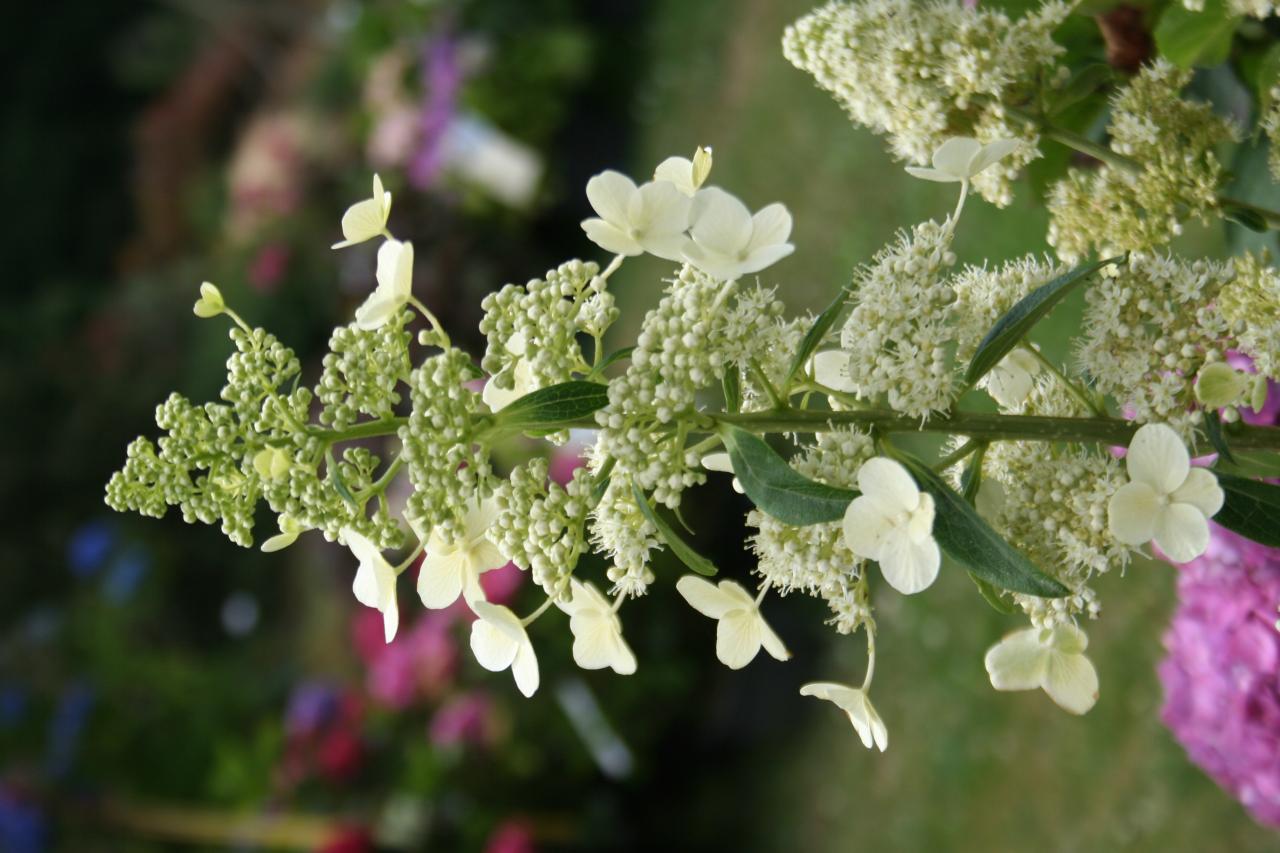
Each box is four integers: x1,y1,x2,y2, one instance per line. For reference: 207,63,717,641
1159,525,1280,827
478,562,525,607
247,243,291,293
355,610,459,709
484,819,536,853
429,691,499,748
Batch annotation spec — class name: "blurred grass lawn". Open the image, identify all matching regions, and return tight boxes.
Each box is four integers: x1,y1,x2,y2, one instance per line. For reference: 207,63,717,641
617,0,1278,849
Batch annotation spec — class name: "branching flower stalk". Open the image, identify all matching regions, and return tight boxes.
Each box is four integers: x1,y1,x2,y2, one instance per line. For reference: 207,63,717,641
106,1,1280,749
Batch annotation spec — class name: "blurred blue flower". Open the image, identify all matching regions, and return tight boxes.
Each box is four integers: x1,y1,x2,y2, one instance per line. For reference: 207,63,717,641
45,682,94,779
67,520,117,578
0,685,27,729
102,547,149,604
285,682,340,739
0,788,46,853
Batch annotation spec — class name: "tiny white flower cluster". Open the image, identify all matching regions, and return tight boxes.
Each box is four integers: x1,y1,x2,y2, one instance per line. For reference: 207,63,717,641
590,475,660,598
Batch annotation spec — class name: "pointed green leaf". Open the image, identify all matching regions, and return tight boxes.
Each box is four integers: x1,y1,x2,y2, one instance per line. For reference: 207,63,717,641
591,346,636,376
1222,204,1268,233
631,482,718,576
494,380,609,427
327,449,358,506
723,366,742,413
965,257,1119,385
1214,474,1280,547
969,572,1019,615
896,454,1070,597
1154,0,1240,70
785,280,856,385
718,425,857,525
1214,449,1280,480
1203,410,1236,464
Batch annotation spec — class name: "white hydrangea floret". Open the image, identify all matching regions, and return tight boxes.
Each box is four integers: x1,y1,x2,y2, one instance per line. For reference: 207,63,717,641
343,527,400,643
470,600,540,697
355,239,414,331
417,498,508,609
556,579,637,675
811,349,859,393
332,174,392,249
580,170,692,261
842,458,940,594
481,331,533,412
905,136,1021,184
681,187,794,280
984,349,1041,408
653,146,713,196
261,514,304,553
799,681,888,751
984,623,1098,715
675,575,790,669
1107,423,1223,563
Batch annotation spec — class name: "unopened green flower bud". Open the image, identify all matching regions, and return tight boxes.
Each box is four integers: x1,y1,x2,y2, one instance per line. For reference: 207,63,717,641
1249,374,1270,414
253,446,291,480
1193,362,1247,409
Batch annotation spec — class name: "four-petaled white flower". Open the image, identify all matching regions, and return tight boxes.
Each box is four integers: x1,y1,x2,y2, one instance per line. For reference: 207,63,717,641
580,170,692,261
842,458,940,595
984,624,1099,715
470,600,539,697
261,514,304,553
700,452,743,494
984,349,1041,408
1107,423,1223,563
799,682,888,751
417,499,508,609
681,187,794,280
556,579,637,675
482,332,534,412
675,575,790,669
332,174,392,249
653,146,713,196
810,349,859,394
343,527,400,643
905,137,1021,184
355,239,414,331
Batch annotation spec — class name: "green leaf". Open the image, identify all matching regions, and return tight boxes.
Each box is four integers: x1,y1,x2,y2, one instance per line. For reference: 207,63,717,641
1222,204,1268,233
1214,474,1280,547
718,425,857,525
591,346,635,375
631,482,718,576
785,280,856,385
327,449,357,506
1215,450,1280,479
896,454,1070,597
969,572,1019,615
1154,0,1241,69
1048,63,1113,118
1254,43,1280,117
965,257,1118,386
1203,410,1236,464
494,380,609,427
723,366,742,413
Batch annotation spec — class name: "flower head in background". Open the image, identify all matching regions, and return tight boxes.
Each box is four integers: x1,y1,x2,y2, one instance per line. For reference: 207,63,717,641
580,170,691,260
1160,525,1280,827
557,579,636,675
842,458,939,594
676,576,790,669
1108,423,1223,562
343,528,400,643
799,682,888,751
984,624,1099,715
332,174,392,249
354,239,414,331
905,136,1021,184
653,146,713,196
470,601,539,697
681,187,794,279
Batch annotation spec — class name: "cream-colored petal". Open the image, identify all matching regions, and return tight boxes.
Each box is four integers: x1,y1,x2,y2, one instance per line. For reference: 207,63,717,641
470,614,520,672
757,614,791,662
638,231,693,263
811,350,857,392
1153,502,1210,563
510,642,540,697
679,241,739,280
746,203,793,252
984,628,1049,692
482,368,524,412
907,493,935,543
417,551,466,609
1048,623,1088,655
856,457,920,514
903,166,960,183
1126,423,1189,494
676,574,737,619
975,479,1006,522
585,170,636,224
1170,468,1224,518
877,527,940,595
1042,650,1099,715
653,156,696,195
688,187,753,255
1107,481,1160,545
931,137,983,177
716,610,763,669
842,495,895,561
631,180,691,235
260,528,299,553
986,359,1034,408
737,242,795,276
581,218,643,256
353,288,405,331
716,579,759,610
968,138,1021,175
701,452,733,473
334,197,388,248
381,592,399,644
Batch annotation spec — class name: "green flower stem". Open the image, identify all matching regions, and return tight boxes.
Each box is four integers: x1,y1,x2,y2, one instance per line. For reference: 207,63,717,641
1020,343,1105,417
932,438,981,472
308,417,409,444
408,295,451,347
748,358,786,410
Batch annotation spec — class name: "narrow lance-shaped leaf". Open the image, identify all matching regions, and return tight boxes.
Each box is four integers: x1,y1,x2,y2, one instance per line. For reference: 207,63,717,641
785,279,857,385
1203,410,1236,465
1214,474,1280,548
631,482,718,576
894,453,1070,598
1214,450,1280,480
495,380,609,427
723,365,742,413
957,446,1016,614
591,345,636,376
718,425,857,526
327,449,358,507
965,256,1120,386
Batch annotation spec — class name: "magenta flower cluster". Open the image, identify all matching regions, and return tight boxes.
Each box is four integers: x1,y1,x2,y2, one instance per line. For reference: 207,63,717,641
1159,524,1280,827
